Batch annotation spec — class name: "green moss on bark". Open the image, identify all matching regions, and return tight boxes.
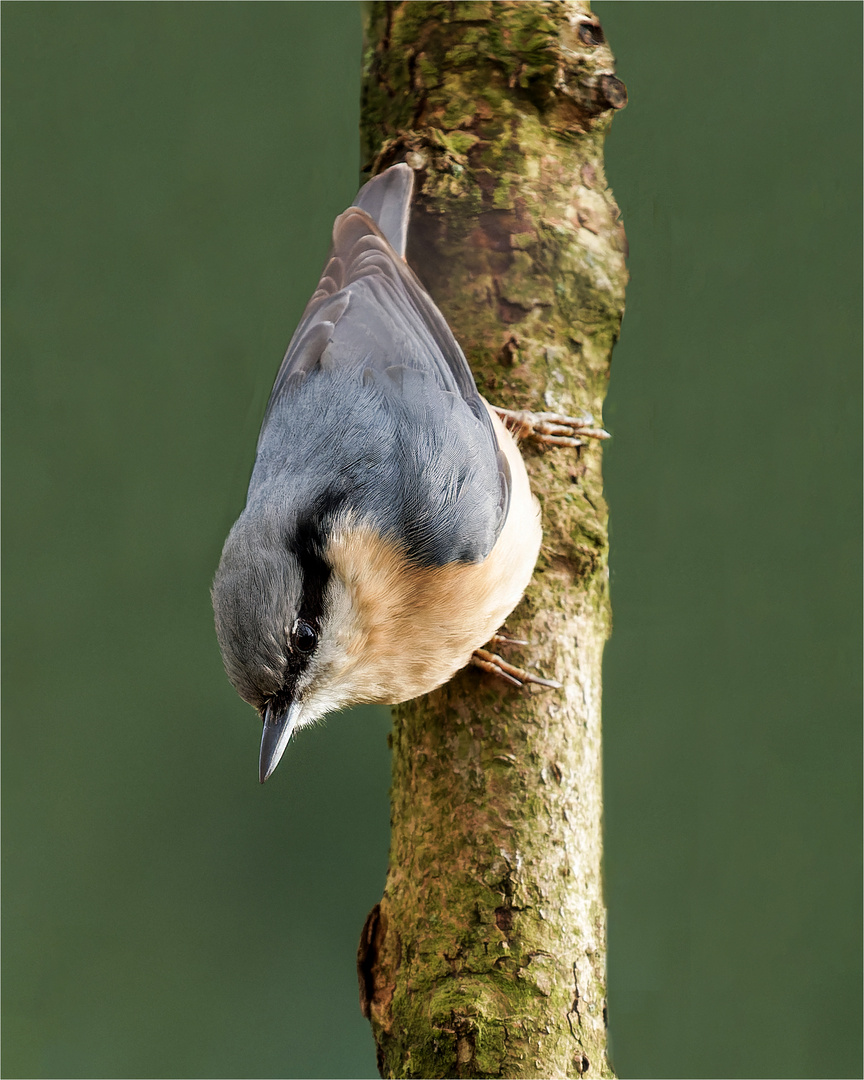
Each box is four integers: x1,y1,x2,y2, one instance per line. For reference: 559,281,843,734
358,3,627,1077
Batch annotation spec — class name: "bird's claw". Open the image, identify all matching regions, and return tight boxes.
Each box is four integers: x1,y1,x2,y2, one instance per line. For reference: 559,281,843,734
471,646,562,690
492,406,610,448
489,631,529,648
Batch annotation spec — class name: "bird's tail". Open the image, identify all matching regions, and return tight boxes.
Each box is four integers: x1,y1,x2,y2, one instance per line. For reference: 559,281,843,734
352,164,414,259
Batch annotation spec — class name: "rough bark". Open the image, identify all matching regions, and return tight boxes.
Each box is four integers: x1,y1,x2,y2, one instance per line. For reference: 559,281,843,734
356,4,627,1077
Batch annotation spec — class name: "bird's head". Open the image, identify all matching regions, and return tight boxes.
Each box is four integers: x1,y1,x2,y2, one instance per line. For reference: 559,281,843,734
212,504,352,783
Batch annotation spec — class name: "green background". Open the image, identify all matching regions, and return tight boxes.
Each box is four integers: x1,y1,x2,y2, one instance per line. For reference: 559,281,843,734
3,3,860,1078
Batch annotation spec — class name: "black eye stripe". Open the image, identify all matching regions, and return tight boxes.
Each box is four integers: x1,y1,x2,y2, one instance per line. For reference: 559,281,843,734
278,513,332,693
292,514,333,624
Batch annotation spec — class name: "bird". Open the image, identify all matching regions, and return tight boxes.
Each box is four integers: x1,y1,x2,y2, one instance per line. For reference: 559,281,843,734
212,164,605,783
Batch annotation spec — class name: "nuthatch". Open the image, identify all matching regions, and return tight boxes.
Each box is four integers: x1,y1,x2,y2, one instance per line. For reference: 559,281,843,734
213,165,605,782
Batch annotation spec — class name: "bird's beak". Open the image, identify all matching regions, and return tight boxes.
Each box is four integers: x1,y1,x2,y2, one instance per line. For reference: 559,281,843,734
259,700,302,784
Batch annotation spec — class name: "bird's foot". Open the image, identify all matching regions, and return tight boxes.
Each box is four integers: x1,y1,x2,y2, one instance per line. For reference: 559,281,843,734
492,406,610,448
471,635,561,690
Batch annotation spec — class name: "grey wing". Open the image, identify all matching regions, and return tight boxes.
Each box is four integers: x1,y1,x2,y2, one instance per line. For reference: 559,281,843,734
255,174,510,562
264,189,498,442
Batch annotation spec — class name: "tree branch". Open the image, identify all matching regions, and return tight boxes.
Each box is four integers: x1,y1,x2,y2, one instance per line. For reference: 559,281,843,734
357,4,627,1076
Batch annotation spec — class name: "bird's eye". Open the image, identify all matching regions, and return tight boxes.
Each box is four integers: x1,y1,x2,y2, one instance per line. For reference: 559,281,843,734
291,619,317,654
